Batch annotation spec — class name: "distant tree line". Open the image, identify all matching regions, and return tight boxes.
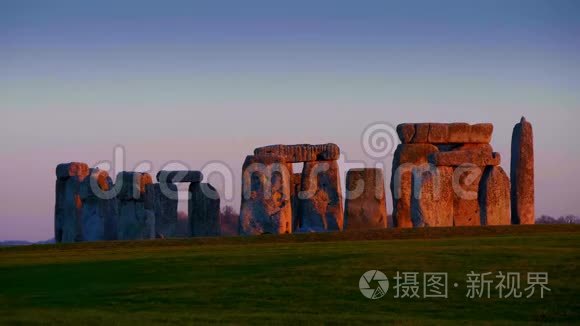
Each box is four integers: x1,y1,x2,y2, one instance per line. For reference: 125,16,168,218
536,215,580,225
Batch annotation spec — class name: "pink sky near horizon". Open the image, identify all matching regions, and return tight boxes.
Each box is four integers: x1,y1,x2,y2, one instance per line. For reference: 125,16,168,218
1,110,580,241
1,0,580,241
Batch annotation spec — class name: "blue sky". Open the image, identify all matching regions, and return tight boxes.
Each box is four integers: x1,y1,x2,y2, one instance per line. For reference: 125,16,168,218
1,0,579,240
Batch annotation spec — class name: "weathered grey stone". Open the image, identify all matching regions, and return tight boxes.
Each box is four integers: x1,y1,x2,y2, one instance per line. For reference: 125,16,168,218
115,172,153,201
447,123,471,143
344,168,387,230
511,117,535,225
440,123,493,144
429,151,501,166
393,144,440,165
143,183,156,210
55,178,80,243
61,177,84,242
290,173,302,232
428,123,449,143
470,123,494,143
453,165,484,226
116,201,154,240
156,170,203,183
254,143,340,162
479,166,511,225
410,166,454,227
54,162,89,243
56,162,89,180
79,169,111,200
144,209,156,239
80,169,117,241
390,144,439,228
117,200,145,240
396,123,493,144
152,183,178,238
396,124,416,144
103,198,119,241
54,179,67,243
239,155,293,235
189,183,221,237
298,160,343,232
80,200,105,242
116,172,155,240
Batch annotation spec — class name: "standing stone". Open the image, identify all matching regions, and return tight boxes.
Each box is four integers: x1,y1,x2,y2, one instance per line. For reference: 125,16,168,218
55,162,90,243
453,165,484,226
390,144,439,228
152,183,178,238
410,166,454,227
239,155,293,235
290,173,302,232
79,169,117,241
115,172,154,240
299,160,343,232
54,179,67,243
511,117,535,224
116,172,153,201
479,166,511,225
56,162,90,180
117,200,144,240
189,182,221,237
62,176,84,242
344,168,387,230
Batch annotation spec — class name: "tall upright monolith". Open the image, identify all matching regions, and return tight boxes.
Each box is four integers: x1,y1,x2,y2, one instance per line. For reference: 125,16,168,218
511,117,535,224
189,182,221,237
344,168,387,230
55,162,90,243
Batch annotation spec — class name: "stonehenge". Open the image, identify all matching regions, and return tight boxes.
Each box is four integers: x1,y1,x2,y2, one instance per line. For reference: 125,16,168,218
511,117,535,225
54,165,220,242
53,118,536,242
391,122,514,228
240,143,343,234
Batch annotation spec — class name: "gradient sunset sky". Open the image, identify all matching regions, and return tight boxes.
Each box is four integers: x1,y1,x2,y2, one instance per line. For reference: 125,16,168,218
1,0,579,241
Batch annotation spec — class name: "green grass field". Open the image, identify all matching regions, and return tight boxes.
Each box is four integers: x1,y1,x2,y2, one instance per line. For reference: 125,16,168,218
1,225,579,325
